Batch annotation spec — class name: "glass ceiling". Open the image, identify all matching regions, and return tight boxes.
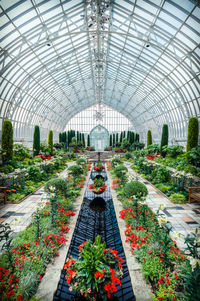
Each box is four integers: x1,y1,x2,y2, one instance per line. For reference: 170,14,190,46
0,0,199,143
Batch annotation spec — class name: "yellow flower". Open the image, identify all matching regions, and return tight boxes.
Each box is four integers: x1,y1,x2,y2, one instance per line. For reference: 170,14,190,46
19,185,21,188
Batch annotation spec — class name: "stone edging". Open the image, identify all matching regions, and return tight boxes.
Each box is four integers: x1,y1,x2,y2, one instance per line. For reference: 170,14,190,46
107,170,153,301
35,169,91,301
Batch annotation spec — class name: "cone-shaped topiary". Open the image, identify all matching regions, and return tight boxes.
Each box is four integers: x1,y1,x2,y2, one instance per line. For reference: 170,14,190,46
186,117,199,152
33,125,40,156
147,130,152,148
87,134,90,147
113,133,115,147
109,134,112,146
48,130,53,155
2,120,13,162
59,132,62,143
160,124,168,150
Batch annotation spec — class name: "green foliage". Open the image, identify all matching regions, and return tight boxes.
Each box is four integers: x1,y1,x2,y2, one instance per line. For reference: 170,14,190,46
28,166,41,181
113,165,128,183
147,130,152,148
113,133,116,146
162,145,183,158
155,184,172,193
94,177,104,188
169,193,186,204
87,134,90,147
122,138,130,150
152,166,170,184
142,254,165,282
44,178,68,195
186,117,199,152
2,120,13,161
76,157,86,167
13,144,30,160
124,181,148,198
187,146,200,167
0,224,14,265
160,124,168,150
124,152,132,160
109,134,112,147
40,142,51,155
19,272,39,299
33,125,40,156
64,235,123,300
111,157,121,167
68,164,83,179
48,130,53,155
33,209,42,241
147,144,160,154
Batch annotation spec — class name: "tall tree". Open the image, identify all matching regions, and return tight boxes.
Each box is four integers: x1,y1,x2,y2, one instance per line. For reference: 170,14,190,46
160,124,168,150
48,130,53,155
2,120,13,161
186,117,199,152
113,133,115,147
110,134,112,147
87,134,90,147
147,130,152,148
33,125,40,156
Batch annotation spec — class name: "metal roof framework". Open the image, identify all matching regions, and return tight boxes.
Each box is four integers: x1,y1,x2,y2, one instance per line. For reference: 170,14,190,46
0,0,199,142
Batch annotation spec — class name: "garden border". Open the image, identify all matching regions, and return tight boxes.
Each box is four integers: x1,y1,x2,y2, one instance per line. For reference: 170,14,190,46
107,168,153,301
35,168,92,301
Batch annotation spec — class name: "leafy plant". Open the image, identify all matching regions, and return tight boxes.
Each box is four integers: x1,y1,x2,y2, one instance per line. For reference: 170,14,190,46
68,164,84,184
124,152,132,160
152,166,170,183
186,117,199,152
64,235,123,300
124,181,148,199
76,157,86,167
170,193,186,204
33,125,40,156
111,157,121,167
187,146,200,168
162,145,183,158
28,166,41,181
44,178,68,195
113,165,128,184
13,144,30,160
2,120,13,162
0,224,15,265
147,144,160,155
122,138,130,150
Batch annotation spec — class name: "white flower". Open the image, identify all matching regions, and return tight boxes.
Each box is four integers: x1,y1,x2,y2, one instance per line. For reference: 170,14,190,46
189,258,200,271
159,204,166,210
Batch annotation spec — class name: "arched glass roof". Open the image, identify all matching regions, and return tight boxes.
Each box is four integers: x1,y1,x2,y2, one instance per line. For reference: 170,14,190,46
0,0,199,143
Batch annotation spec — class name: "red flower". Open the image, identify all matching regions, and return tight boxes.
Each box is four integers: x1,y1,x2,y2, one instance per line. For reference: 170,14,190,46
39,275,42,280
17,295,24,301
18,266,21,271
148,250,152,254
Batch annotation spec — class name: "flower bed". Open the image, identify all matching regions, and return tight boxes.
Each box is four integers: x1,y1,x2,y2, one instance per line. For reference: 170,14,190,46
108,160,200,301
93,162,105,172
88,183,107,194
64,235,123,300
0,158,90,301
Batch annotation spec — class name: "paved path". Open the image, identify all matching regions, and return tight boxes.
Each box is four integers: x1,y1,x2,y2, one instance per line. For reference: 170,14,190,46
124,162,200,253
0,162,74,235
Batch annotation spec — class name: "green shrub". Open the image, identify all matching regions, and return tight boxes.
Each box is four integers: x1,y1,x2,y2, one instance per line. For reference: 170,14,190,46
160,124,168,150
40,142,51,155
124,152,132,160
28,166,41,181
152,166,170,183
113,165,128,184
155,184,172,193
33,125,40,156
68,164,83,178
147,130,152,148
2,120,13,162
147,144,160,155
44,178,68,194
162,145,183,158
170,193,186,204
48,130,53,155
111,157,121,167
124,181,148,198
122,138,130,150
76,157,86,166
87,134,90,147
186,117,199,152
14,144,30,160
187,146,200,168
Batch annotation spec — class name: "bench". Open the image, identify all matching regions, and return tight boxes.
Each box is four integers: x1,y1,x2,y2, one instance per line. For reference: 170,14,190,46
188,186,200,203
0,187,7,204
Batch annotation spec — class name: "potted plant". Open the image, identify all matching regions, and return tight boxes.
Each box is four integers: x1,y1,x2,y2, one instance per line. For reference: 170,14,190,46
64,235,123,300
93,162,105,172
89,178,107,194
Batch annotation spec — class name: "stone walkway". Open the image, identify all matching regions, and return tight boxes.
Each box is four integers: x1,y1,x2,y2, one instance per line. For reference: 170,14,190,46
0,162,73,235
124,162,200,253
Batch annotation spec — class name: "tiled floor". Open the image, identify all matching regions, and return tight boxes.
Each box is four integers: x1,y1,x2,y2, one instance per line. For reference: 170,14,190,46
124,162,200,254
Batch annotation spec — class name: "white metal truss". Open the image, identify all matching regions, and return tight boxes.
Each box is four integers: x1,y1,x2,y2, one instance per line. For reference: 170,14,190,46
0,0,199,143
